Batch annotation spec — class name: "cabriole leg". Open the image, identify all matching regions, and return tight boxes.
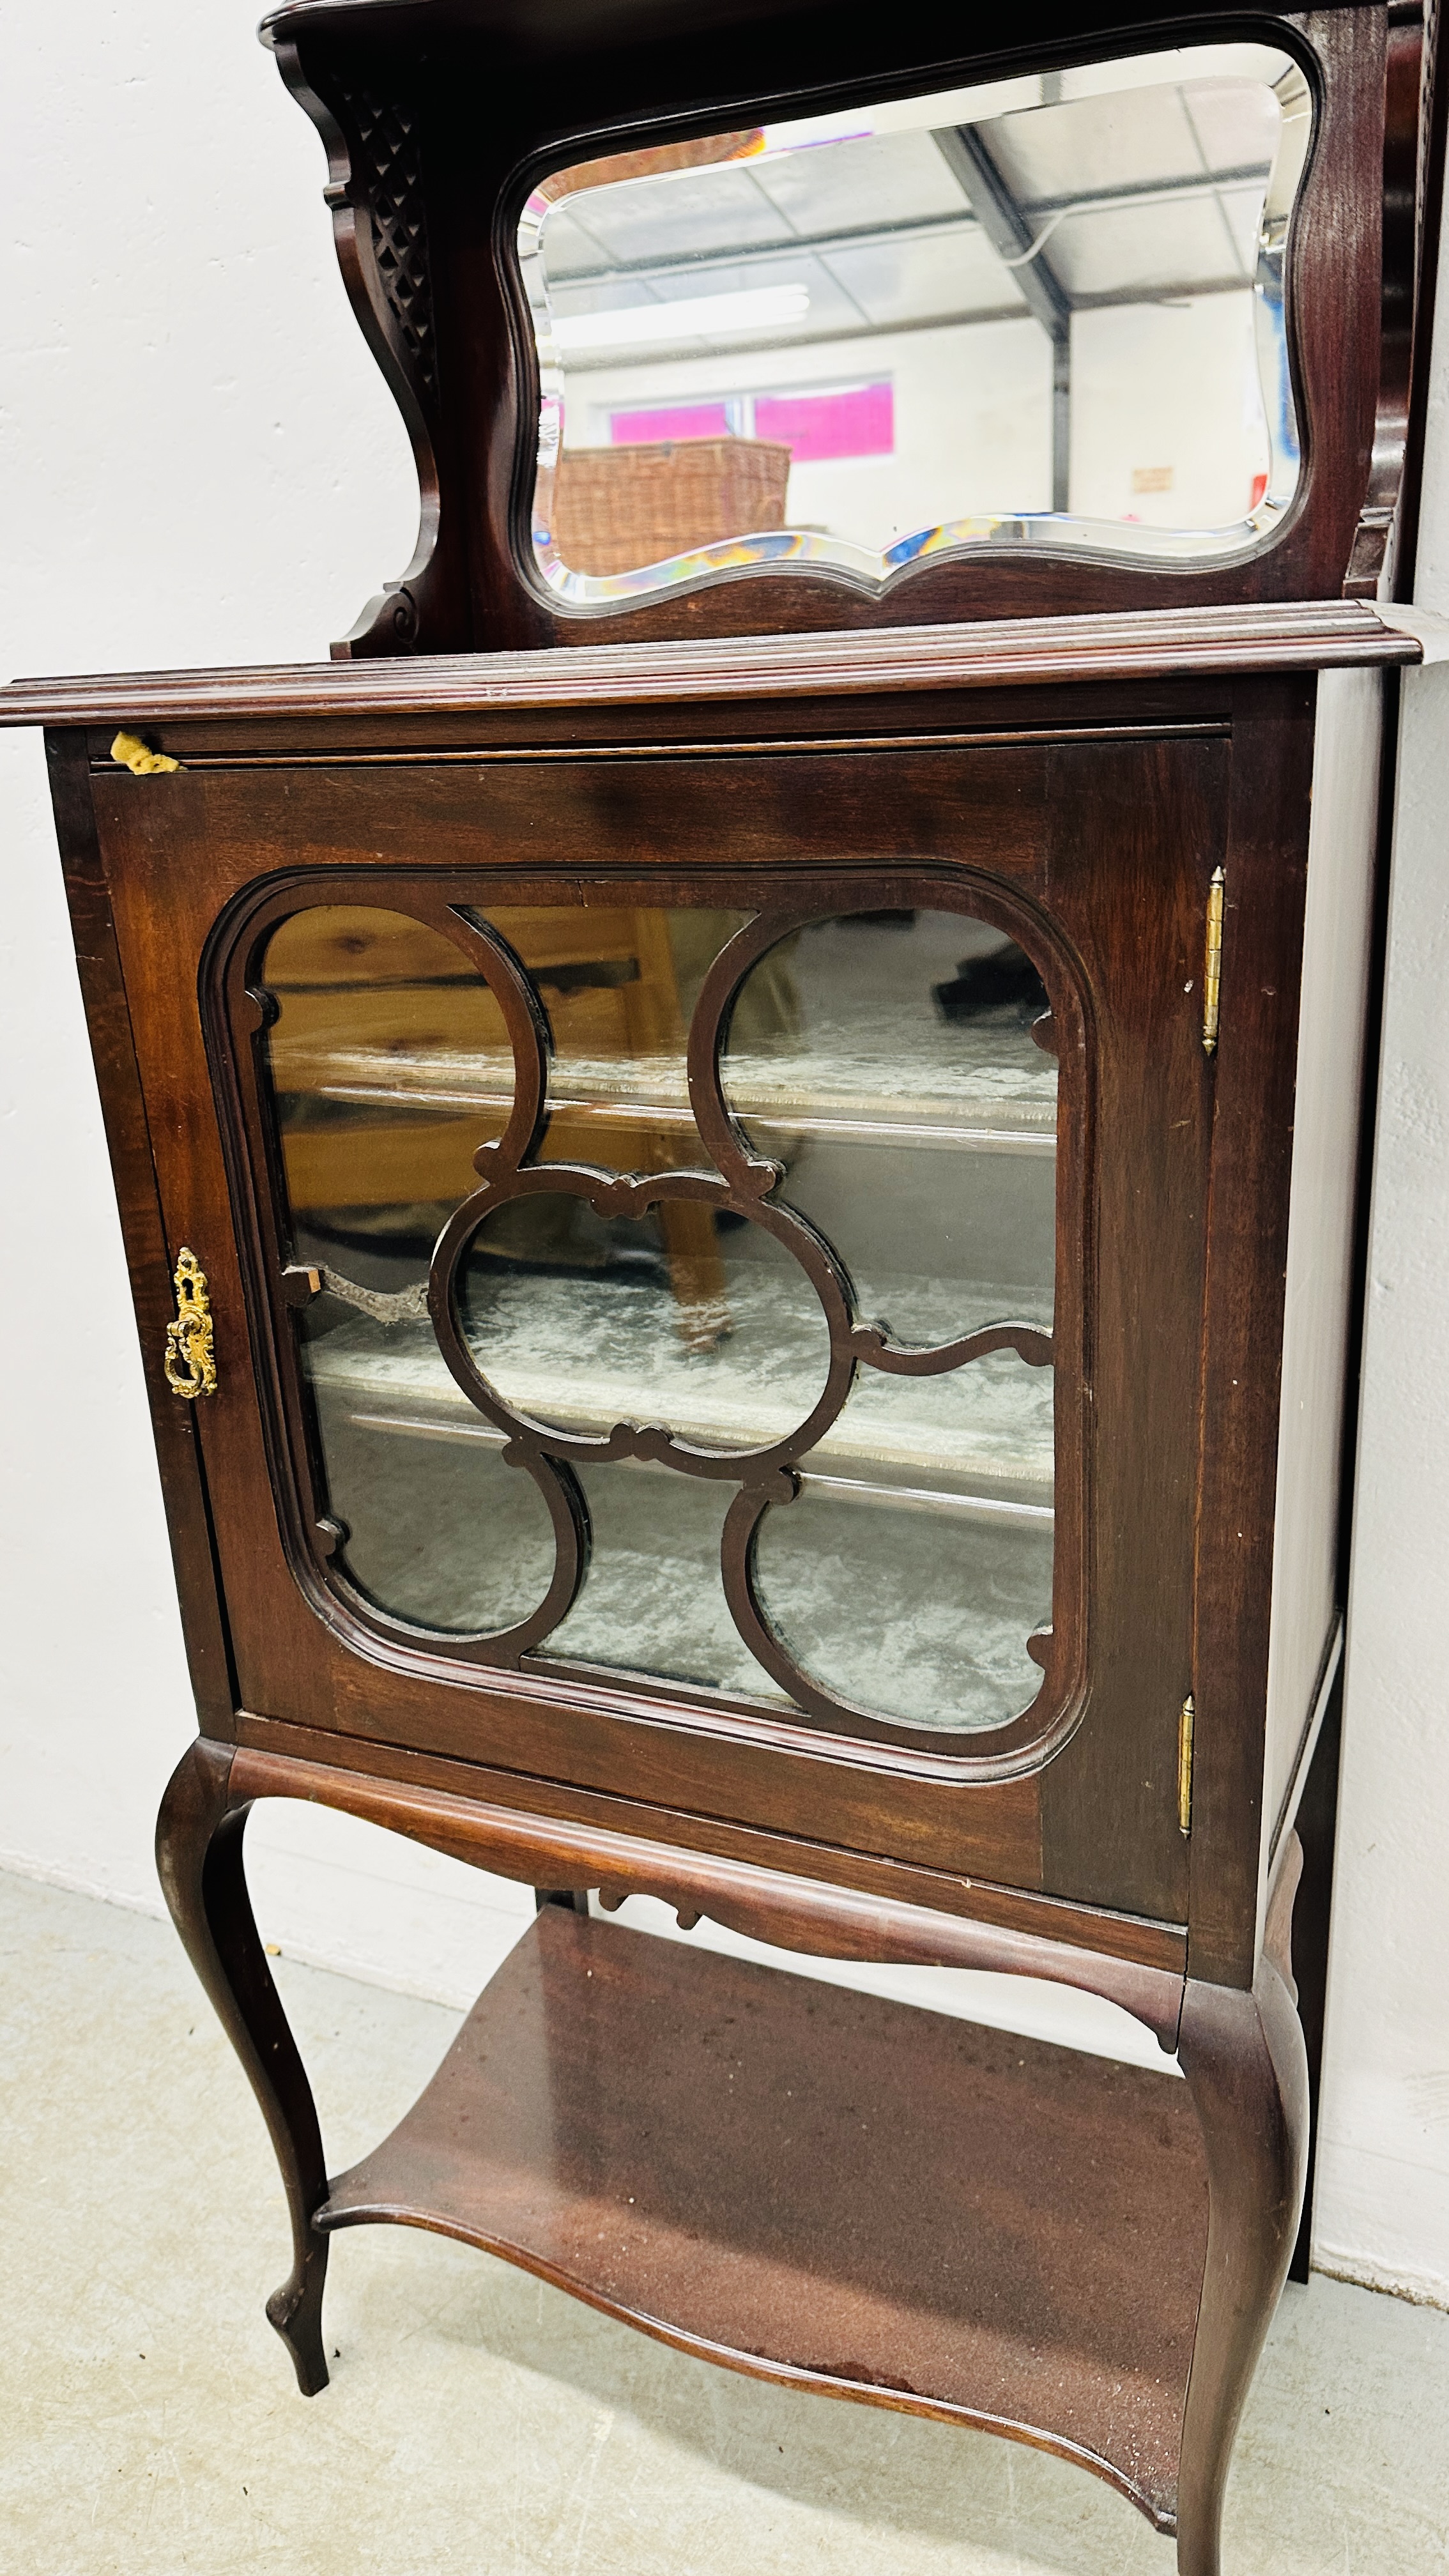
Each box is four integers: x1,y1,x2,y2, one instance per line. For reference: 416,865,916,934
1175,1889,1309,2573
155,1736,330,2395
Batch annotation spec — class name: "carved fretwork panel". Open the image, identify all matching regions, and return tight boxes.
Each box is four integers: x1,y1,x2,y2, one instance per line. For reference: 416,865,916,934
1342,6,1424,597
222,878,1078,1768
336,85,438,404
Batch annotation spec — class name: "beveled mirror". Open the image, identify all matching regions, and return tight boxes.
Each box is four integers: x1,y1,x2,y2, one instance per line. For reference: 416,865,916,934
519,42,1310,608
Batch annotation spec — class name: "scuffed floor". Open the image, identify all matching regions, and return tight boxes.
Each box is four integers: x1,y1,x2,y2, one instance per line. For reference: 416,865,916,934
2,1868,1446,2575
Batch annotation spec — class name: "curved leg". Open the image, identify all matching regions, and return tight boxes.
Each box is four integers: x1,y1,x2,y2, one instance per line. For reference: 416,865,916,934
155,1737,330,2394
1176,1854,1309,2575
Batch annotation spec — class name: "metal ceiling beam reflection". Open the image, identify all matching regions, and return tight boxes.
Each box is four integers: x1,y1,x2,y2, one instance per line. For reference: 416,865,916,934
933,126,1072,513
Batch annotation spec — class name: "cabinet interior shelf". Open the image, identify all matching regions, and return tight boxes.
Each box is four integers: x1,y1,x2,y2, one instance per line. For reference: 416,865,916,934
304,1073,1058,1158
308,1322,1056,1508
319,1906,1206,2532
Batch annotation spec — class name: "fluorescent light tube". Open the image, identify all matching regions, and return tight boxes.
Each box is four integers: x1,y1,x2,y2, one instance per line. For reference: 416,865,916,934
552,286,810,352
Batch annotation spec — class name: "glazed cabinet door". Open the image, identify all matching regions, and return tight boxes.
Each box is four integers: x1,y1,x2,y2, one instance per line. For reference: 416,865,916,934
93,719,1225,1924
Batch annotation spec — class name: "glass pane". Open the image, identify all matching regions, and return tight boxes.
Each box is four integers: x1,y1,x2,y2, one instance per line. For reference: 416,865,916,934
259,893,1062,1734
457,1196,833,1446
261,905,511,1282
261,904,547,1639
305,1312,558,1632
520,42,1308,608
724,908,1056,1342
810,1346,1055,1509
754,1472,1054,1730
464,900,758,1172
548,1460,781,1698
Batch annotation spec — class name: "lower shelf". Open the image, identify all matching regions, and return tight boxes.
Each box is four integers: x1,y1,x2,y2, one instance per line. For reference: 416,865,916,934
319,1908,1207,2531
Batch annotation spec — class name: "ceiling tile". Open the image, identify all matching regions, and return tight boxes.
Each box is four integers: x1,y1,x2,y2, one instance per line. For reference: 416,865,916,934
982,87,1206,203
1181,79,1281,176
823,228,1027,326
1050,199,1245,300
556,166,792,266
750,132,967,234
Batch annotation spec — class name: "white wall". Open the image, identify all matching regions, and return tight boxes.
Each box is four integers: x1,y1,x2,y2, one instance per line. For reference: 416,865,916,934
0,0,533,1997
1070,291,1269,526
2,2,1448,2297
1314,280,1449,2305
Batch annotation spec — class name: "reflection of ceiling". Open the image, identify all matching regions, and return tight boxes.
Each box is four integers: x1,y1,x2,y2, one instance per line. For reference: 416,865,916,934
542,83,1278,365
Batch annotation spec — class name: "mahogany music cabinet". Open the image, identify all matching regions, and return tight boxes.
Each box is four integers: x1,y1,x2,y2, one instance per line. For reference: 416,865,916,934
4,1,1440,2566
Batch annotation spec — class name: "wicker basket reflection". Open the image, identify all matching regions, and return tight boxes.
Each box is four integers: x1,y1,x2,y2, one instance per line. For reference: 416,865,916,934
551,437,792,577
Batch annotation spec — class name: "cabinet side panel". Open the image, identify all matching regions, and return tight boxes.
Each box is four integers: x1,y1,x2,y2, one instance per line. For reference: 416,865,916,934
1190,681,1317,1989
1259,667,1381,1890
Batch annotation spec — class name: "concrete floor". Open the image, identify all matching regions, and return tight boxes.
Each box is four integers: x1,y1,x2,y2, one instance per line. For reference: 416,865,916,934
3,1870,1447,2575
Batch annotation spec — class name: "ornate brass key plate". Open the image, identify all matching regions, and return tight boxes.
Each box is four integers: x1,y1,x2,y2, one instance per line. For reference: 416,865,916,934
164,1246,217,1399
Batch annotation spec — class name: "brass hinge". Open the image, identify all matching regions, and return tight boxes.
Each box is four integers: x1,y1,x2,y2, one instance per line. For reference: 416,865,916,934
1202,868,1225,1055
1177,1694,1195,1837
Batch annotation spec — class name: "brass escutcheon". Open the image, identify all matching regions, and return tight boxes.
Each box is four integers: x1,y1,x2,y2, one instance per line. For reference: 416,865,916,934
164,1247,217,1399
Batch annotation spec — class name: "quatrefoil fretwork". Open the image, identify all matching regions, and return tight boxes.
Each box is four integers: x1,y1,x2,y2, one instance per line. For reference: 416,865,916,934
410,903,1056,1743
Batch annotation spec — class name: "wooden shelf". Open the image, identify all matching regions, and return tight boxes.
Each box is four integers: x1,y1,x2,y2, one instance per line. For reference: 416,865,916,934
282,1053,1059,1151
308,1327,1056,1508
319,1907,1207,2531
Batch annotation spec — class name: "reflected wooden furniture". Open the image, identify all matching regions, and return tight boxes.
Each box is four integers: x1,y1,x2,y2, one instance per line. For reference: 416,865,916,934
2,0,1440,2568
266,899,730,1339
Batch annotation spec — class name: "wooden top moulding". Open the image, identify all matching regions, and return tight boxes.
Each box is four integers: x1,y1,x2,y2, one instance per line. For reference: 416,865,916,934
0,602,1420,732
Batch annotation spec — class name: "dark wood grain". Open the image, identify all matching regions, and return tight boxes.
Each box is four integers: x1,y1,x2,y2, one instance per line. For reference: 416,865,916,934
155,1738,330,2392
0,603,1416,733
1188,680,1319,1988
270,40,457,652
40,663,1353,1968
43,733,236,1732
31,668,1350,1956
1345,5,1422,594
1036,732,1220,1924
228,1740,1186,2038
13,0,1422,2533
1176,1837,1310,2576
1392,0,1449,599
319,1903,1207,2530
230,1708,1181,1968
84,726,1221,1917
